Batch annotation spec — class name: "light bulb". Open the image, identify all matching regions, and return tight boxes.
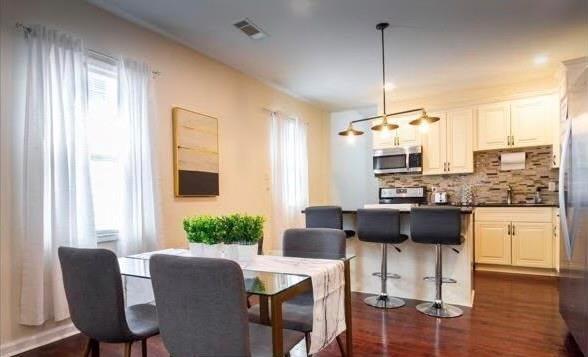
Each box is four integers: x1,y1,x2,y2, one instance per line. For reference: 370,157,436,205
380,128,392,139
346,135,356,144
419,121,429,134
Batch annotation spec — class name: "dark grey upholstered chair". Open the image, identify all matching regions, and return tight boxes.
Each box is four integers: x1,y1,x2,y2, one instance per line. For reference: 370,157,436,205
150,254,304,357
410,207,463,318
58,247,159,357
304,206,355,238
248,228,346,355
356,209,408,309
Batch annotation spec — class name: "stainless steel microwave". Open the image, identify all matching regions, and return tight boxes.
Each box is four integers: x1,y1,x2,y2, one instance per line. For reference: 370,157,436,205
373,146,422,174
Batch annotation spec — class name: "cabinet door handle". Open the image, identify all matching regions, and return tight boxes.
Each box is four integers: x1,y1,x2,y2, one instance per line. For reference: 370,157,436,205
447,162,450,172
508,224,511,235
512,224,516,236
444,162,447,172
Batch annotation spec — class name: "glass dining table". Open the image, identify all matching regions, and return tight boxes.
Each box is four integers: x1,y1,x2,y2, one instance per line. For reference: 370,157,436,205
118,250,355,357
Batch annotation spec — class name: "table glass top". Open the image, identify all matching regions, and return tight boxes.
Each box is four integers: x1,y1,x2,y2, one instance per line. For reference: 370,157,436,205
118,249,354,296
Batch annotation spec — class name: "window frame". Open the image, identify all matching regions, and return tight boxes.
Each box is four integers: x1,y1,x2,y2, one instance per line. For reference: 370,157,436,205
86,50,122,244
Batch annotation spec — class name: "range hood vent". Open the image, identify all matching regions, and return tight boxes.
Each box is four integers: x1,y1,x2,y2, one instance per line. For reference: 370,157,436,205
234,18,267,40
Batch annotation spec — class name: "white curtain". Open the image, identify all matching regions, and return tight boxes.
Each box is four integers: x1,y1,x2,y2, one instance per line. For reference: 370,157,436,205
270,112,309,248
117,58,159,256
19,26,96,325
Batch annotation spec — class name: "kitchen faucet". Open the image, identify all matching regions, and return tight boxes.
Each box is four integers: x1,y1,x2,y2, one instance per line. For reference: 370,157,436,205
506,185,513,205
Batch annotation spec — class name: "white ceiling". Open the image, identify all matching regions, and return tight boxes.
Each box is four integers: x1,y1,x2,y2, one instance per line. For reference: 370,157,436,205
89,0,588,111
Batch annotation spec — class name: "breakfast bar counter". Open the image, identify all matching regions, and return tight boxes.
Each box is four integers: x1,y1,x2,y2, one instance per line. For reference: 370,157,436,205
342,208,475,307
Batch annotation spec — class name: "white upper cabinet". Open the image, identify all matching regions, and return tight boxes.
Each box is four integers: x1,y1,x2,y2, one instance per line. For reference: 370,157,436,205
372,127,396,149
422,109,473,175
395,115,421,146
511,95,553,147
422,112,446,175
475,94,557,151
476,102,511,150
372,115,420,149
446,108,474,174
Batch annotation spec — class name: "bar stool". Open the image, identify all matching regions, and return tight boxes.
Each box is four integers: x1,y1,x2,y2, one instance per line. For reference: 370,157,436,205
356,208,407,309
410,207,463,318
304,206,355,238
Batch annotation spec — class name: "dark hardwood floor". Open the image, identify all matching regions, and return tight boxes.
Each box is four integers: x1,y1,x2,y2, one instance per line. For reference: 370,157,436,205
19,271,584,356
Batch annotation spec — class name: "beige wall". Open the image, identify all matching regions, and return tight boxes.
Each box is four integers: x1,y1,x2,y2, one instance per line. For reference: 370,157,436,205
0,0,329,349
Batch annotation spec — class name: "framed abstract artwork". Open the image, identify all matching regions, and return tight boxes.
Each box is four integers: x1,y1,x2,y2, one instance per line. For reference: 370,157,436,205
172,107,219,196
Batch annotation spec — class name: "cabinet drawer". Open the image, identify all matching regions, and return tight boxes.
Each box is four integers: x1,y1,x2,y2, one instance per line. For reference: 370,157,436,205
475,207,552,223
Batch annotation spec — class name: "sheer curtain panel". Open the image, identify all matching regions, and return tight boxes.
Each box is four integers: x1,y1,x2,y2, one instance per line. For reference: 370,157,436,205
270,112,309,249
19,26,96,325
118,58,160,256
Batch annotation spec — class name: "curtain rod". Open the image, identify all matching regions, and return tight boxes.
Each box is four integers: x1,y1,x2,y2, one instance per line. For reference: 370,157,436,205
15,22,161,77
263,108,309,125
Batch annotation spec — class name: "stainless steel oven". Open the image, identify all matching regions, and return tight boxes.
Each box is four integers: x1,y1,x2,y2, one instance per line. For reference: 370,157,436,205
373,146,422,174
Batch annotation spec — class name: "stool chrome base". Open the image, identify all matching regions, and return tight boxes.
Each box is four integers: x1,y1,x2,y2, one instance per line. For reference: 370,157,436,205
364,294,405,309
416,301,463,318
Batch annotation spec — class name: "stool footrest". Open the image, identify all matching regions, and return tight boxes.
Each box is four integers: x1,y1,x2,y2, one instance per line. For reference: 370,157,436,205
423,276,457,283
372,272,400,279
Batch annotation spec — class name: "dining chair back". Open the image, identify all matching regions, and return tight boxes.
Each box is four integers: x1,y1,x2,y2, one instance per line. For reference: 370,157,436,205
304,206,343,229
304,206,356,238
58,247,134,342
283,228,346,258
150,255,250,356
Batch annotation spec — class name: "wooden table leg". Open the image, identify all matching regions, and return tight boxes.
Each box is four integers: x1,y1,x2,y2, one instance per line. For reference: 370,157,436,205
270,294,284,357
344,260,353,357
259,295,270,325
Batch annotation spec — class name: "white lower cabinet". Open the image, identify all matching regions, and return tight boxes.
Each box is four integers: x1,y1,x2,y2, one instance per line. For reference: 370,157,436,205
474,208,556,270
475,222,511,265
511,222,553,268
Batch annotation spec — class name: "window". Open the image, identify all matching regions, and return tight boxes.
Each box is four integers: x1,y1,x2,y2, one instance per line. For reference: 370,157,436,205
87,53,124,242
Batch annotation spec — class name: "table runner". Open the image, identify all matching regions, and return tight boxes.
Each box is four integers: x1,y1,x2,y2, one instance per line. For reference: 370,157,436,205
243,255,346,354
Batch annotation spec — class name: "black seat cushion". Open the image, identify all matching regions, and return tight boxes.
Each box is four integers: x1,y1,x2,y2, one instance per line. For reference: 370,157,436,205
356,209,408,244
410,207,462,245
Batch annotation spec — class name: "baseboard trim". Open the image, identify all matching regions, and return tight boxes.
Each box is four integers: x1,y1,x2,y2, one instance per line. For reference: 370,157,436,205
475,264,558,276
0,323,79,357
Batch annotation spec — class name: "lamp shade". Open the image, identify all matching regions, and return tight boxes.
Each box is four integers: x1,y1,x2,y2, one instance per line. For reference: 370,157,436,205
371,116,399,131
409,111,440,126
338,123,365,136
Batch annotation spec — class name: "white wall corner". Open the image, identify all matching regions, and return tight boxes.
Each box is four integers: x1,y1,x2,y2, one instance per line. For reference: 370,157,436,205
0,323,78,357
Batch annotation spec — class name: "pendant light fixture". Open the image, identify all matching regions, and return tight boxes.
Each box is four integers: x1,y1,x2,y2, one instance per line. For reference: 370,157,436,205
370,23,398,132
409,110,440,129
338,23,437,137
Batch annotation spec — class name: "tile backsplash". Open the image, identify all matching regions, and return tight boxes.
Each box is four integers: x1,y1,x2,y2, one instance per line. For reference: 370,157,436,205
378,146,558,205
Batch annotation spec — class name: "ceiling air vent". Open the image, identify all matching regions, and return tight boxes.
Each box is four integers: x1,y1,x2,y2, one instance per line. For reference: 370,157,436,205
233,18,267,40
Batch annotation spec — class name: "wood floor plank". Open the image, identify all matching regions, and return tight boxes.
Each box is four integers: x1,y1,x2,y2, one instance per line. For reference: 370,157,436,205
18,272,584,356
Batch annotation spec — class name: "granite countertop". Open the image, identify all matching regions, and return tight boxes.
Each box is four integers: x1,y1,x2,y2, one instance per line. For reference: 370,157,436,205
340,206,474,214
335,203,558,215
449,203,559,208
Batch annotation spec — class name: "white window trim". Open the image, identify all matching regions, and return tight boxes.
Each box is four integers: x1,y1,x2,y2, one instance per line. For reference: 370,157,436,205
87,51,121,243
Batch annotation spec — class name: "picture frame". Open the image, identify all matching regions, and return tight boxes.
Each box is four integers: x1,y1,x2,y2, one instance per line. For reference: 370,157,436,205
172,107,219,197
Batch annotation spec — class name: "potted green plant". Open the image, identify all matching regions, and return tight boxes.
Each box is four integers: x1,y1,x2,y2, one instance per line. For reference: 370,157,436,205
183,215,223,258
230,214,264,262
